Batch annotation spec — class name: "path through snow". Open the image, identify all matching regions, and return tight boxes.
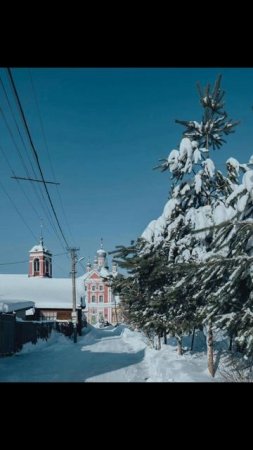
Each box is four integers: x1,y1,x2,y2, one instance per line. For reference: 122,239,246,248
0,325,149,382
0,325,218,382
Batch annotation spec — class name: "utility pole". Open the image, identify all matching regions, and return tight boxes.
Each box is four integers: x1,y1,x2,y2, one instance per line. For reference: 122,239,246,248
68,247,79,343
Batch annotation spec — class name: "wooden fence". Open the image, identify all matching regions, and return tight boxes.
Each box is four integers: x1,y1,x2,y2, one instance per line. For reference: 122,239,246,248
0,313,53,356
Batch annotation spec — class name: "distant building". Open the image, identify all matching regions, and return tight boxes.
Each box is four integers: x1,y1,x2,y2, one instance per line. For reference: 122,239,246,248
0,237,85,326
0,237,120,326
82,240,120,325
0,299,35,319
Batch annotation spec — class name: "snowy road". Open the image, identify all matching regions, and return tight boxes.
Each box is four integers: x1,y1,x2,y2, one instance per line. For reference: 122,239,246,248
0,325,149,382
0,325,219,382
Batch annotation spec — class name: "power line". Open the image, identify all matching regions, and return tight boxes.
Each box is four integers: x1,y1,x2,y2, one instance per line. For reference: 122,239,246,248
0,180,37,241
78,259,85,273
6,68,70,249
0,142,66,253
0,259,28,266
0,105,32,179
0,70,72,268
0,76,66,251
11,175,60,185
28,69,75,245
27,70,57,181
0,74,40,180
52,261,68,276
0,251,68,266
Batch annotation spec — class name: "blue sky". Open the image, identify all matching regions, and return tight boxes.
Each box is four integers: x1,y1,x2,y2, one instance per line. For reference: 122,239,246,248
1,67,253,277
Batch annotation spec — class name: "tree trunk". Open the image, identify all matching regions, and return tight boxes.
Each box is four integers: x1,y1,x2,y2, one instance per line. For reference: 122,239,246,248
207,321,215,377
176,334,183,355
157,333,161,350
163,329,167,345
155,333,161,350
190,327,196,352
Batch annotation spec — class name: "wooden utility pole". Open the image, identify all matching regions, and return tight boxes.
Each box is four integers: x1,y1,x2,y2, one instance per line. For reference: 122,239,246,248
69,247,79,343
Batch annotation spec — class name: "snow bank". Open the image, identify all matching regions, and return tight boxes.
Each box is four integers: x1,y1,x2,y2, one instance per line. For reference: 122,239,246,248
121,327,221,382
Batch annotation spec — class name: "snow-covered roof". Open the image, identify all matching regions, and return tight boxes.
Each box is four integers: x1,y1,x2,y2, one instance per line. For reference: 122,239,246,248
100,267,110,278
79,267,111,282
29,244,51,253
0,275,85,309
0,299,35,313
29,237,51,254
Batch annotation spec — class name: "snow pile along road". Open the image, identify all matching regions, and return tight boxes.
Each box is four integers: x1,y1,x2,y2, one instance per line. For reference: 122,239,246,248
0,325,222,382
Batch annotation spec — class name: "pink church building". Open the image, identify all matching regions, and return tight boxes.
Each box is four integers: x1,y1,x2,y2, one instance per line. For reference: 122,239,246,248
82,240,120,325
0,236,120,326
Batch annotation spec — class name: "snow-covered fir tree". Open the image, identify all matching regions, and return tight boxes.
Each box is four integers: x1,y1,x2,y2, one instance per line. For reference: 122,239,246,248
142,76,240,364
112,75,253,373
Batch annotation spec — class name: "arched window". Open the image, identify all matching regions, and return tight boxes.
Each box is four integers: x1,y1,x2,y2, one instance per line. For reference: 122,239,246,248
34,258,40,273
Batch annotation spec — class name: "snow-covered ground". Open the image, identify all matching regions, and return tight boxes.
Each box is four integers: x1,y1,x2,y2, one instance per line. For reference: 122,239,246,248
0,325,222,382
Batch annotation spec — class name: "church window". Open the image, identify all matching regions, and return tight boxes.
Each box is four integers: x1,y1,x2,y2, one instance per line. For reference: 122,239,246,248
34,258,40,272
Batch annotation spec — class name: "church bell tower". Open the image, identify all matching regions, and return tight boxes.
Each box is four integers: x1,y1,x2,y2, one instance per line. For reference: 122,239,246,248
28,232,52,278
